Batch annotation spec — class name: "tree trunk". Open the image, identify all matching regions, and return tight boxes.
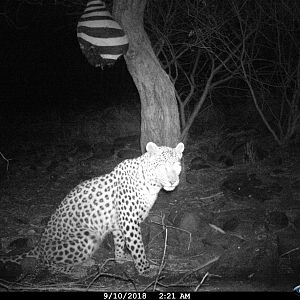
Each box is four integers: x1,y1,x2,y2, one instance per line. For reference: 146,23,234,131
113,0,181,152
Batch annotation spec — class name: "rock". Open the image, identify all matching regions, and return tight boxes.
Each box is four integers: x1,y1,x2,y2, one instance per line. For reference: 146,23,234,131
218,155,234,167
176,212,210,254
178,212,200,234
189,157,211,170
0,261,22,281
93,142,113,159
267,211,289,229
222,217,240,231
8,238,29,250
166,211,210,255
74,140,93,155
185,173,199,184
210,235,278,279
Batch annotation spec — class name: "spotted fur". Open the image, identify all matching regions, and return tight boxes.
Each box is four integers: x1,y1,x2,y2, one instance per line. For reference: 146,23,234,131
0,142,184,276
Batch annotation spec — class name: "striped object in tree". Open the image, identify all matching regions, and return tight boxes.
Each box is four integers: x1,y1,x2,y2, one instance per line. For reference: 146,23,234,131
77,0,129,68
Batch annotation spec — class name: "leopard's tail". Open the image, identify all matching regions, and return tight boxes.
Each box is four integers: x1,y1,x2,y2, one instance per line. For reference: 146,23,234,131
0,246,40,265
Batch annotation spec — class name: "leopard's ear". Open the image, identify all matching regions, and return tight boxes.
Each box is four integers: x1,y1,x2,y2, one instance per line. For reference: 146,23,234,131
175,142,184,154
146,142,159,154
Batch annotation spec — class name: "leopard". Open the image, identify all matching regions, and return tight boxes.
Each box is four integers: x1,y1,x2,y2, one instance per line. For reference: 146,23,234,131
0,142,184,277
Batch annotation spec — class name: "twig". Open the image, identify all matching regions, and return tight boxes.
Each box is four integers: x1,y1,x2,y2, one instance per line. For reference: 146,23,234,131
199,192,223,200
0,281,10,291
0,264,136,292
86,258,120,290
153,214,168,291
280,247,300,257
0,283,121,292
194,272,209,291
147,257,220,291
0,152,12,171
209,224,226,234
172,256,220,285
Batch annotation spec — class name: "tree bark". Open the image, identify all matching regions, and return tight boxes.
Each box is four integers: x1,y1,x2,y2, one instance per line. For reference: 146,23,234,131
113,0,181,152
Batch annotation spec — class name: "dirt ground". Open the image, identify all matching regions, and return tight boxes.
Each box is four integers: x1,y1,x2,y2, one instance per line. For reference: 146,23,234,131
0,133,299,292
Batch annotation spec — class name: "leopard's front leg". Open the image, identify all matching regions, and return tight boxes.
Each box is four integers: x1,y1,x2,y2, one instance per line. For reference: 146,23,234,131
112,228,132,263
120,221,150,275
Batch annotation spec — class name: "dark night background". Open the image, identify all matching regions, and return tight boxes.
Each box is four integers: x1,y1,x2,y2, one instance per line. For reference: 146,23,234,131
1,1,298,150
1,0,138,149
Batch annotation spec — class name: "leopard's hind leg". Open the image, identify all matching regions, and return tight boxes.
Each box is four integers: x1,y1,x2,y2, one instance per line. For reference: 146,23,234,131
40,228,101,277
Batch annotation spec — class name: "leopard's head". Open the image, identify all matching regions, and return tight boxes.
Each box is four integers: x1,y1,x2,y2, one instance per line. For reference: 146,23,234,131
146,142,184,191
